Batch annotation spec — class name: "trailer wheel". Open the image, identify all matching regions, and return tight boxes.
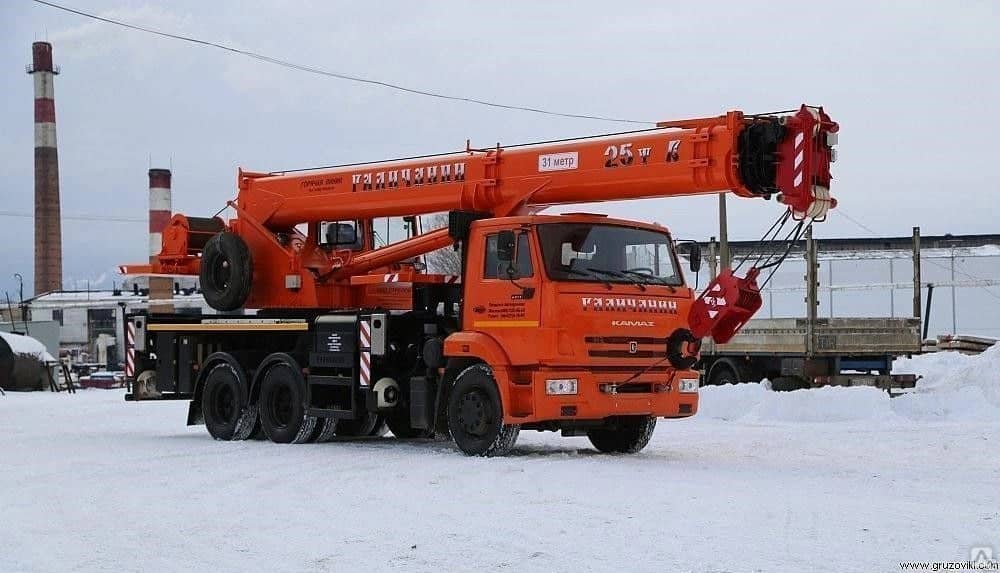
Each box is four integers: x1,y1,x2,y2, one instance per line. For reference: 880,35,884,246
770,376,810,392
447,364,520,457
200,232,253,312
258,358,317,444
587,416,657,454
708,362,739,386
202,361,257,441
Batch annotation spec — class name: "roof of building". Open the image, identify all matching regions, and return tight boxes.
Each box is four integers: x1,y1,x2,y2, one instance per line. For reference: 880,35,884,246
0,331,57,362
26,290,209,310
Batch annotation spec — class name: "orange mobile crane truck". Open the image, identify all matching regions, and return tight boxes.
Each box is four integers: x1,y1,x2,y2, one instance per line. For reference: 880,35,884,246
122,105,838,456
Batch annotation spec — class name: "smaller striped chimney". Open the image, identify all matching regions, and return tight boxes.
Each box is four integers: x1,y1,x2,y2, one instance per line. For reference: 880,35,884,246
148,168,173,312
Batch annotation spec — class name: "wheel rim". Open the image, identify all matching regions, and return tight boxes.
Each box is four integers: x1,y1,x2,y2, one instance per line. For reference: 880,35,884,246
268,383,294,429
209,381,237,424
211,258,231,290
457,389,493,437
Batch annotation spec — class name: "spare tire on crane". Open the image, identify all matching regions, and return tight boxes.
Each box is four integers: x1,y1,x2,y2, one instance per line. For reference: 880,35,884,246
199,232,253,311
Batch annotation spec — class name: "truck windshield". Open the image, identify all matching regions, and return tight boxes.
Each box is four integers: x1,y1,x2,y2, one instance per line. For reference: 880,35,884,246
537,223,682,286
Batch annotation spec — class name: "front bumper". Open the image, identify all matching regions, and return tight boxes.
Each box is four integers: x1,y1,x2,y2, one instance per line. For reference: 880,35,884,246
504,367,699,424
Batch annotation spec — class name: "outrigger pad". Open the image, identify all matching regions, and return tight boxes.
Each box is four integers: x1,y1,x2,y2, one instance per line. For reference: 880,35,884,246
688,268,763,344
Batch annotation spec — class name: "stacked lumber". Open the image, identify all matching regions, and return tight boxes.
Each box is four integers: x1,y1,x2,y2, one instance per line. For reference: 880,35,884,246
925,334,998,355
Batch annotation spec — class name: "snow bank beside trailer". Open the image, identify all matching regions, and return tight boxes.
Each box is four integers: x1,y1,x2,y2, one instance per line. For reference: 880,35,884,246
698,344,1000,423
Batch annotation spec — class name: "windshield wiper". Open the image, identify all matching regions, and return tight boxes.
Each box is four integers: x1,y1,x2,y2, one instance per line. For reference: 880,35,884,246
586,267,646,291
621,269,677,292
563,267,613,290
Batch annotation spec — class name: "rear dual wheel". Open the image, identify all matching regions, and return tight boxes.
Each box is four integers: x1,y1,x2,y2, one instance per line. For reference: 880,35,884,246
202,361,259,441
258,357,317,444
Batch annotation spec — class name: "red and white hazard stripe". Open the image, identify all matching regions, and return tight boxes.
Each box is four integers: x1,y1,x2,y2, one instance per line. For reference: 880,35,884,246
383,273,400,283
792,132,805,189
358,319,371,386
444,274,461,284
125,321,136,378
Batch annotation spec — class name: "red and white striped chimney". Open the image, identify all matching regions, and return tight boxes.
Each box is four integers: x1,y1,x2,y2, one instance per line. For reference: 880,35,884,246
148,168,173,311
28,42,63,295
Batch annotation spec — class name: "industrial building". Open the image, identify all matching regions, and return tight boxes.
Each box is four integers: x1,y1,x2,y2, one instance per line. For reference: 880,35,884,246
24,286,205,368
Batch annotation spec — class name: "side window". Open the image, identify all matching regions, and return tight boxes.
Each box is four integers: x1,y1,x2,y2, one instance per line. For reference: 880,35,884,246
483,233,534,279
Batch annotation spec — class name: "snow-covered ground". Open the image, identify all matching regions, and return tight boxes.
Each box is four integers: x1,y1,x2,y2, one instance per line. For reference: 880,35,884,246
2,349,999,573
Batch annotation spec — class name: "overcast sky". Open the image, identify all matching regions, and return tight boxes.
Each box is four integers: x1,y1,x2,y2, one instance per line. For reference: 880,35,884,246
2,1,998,298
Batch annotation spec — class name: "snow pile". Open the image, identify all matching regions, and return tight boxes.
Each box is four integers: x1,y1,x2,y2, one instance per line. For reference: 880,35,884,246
700,345,1000,423
699,382,892,423
0,331,56,363
892,344,1000,420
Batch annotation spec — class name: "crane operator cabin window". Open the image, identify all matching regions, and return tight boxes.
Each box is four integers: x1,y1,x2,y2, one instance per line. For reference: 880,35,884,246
319,221,364,251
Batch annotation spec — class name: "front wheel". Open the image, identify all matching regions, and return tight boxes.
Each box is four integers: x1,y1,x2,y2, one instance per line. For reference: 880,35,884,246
447,364,519,457
587,416,656,454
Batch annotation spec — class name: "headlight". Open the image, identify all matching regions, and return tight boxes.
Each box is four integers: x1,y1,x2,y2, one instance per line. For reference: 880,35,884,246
546,378,578,395
679,378,699,393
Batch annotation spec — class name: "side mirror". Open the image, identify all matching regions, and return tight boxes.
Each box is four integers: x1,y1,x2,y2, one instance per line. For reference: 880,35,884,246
677,241,702,273
496,230,516,262
688,242,702,273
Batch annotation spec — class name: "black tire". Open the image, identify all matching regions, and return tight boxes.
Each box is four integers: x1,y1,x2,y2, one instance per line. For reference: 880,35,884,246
199,232,253,312
201,361,257,441
708,363,738,386
447,364,519,457
770,376,809,392
312,417,338,443
587,416,657,454
258,357,317,444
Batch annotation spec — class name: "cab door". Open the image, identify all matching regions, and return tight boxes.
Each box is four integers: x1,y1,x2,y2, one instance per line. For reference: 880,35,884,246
463,227,541,365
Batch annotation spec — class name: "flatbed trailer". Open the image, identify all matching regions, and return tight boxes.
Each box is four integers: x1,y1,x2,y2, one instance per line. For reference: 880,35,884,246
698,227,922,393
700,316,920,392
